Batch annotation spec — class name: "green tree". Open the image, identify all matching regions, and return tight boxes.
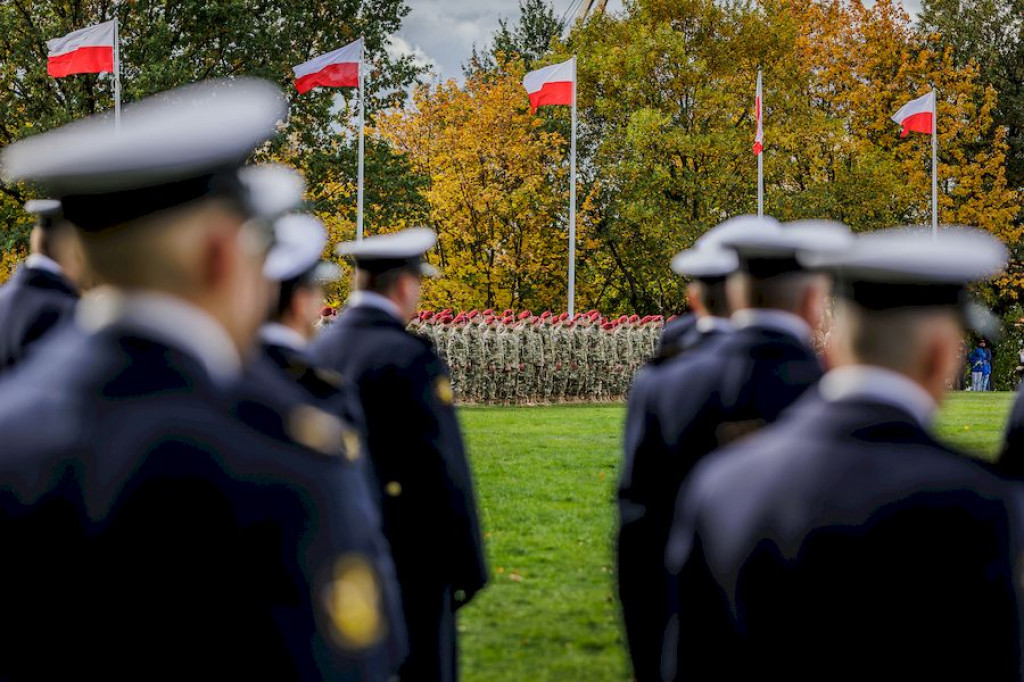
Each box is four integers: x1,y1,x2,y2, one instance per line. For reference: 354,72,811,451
0,0,424,260
467,0,564,75
919,0,1024,188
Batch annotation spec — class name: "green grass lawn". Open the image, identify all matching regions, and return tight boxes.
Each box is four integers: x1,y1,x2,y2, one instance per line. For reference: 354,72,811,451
456,391,1018,682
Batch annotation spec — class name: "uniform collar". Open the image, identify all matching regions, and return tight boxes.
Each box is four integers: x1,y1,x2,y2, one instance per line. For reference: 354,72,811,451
24,253,64,277
819,365,937,427
731,308,812,345
696,315,733,334
76,288,242,387
347,290,405,323
259,322,307,352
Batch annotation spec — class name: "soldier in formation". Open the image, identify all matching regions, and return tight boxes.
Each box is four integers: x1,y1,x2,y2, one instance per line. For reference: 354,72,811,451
409,309,666,404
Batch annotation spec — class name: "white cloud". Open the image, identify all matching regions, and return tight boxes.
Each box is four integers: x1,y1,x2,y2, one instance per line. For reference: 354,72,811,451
394,0,916,83
386,34,441,74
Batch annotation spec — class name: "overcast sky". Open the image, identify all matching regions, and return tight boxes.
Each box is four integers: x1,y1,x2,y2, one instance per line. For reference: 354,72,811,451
393,0,922,83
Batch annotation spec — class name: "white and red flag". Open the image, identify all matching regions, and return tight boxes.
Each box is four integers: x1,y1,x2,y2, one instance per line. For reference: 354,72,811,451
891,91,935,137
47,20,115,78
293,38,362,94
753,70,764,155
523,58,575,113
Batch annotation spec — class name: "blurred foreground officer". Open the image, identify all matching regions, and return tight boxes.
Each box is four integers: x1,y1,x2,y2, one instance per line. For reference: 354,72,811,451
619,216,849,681
665,228,1023,681
311,229,488,682
618,233,738,682
0,80,400,680
0,200,84,374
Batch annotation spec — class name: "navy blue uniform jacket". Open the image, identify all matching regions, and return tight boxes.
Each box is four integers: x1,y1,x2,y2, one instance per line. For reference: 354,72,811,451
617,322,821,681
0,324,404,681
310,305,487,681
665,393,1024,681
0,266,78,374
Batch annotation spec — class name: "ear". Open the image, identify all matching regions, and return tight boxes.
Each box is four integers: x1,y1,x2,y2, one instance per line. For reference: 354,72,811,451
200,222,237,289
801,276,828,331
920,321,961,402
685,283,705,316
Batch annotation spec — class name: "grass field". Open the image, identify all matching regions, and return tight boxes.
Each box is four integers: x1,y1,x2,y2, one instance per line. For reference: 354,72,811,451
456,391,1017,682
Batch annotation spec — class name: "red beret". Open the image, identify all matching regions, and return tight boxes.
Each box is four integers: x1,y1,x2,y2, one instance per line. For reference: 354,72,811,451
468,310,479,318
518,310,532,320
601,322,615,331
668,315,678,322
502,316,514,325
483,308,494,315
484,315,495,324
541,311,552,319
629,314,639,322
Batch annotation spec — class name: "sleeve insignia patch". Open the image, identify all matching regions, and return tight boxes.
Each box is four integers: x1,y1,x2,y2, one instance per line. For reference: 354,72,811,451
322,554,385,650
436,376,455,406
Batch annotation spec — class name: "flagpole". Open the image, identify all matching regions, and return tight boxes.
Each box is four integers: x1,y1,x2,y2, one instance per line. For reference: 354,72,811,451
113,17,121,132
568,56,577,318
356,38,365,242
931,88,938,238
757,68,763,218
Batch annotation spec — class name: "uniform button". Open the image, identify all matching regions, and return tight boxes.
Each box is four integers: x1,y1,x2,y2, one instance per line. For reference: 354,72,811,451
385,481,402,497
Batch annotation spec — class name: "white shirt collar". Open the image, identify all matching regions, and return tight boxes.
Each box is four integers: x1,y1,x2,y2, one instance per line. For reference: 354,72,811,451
24,253,64,276
731,308,812,345
76,289,242,387
696,315,733,334
347,290,405,323
260,322,307,351
819,365,937,427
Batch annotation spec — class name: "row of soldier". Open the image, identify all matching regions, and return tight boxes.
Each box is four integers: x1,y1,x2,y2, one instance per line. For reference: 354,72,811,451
618,216,1024,680
0,80,485,681
411,311,663,403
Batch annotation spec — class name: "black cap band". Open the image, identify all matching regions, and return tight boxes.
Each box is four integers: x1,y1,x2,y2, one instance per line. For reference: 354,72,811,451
354,256,425,275
739,255,804,278
61,167,246,232
836,279,965,311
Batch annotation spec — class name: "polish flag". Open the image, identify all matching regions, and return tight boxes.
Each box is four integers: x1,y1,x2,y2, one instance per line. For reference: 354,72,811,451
47,20,115,78
293,38,362,95
891,91,935,137
753,70,763,155
523,58,575,113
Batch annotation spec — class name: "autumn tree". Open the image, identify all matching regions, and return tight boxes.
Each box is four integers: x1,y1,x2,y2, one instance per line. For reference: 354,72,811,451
375,60,590,312
558,0,1019,312
0,0,423,273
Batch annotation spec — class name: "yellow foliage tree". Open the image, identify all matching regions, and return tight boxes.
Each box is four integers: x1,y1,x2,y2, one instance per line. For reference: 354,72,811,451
375,60,593,312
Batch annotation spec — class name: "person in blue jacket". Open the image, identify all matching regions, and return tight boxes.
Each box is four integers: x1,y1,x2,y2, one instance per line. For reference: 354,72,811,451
968,339,992,391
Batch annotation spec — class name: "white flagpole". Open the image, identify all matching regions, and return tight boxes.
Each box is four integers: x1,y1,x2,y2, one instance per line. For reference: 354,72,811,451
568,56,577,318
356,38,366,242
931,88,938,238
757,68,763,217
113,17,121,132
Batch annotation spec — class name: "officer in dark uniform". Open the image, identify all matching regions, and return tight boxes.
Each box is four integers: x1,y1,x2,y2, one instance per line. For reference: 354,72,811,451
251,210,384,503
618,216,850,681
654,222,742,361
617,228,739,682
0,79,402,680
0,199,82,374
310,228,488,682
665,227,1023,681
